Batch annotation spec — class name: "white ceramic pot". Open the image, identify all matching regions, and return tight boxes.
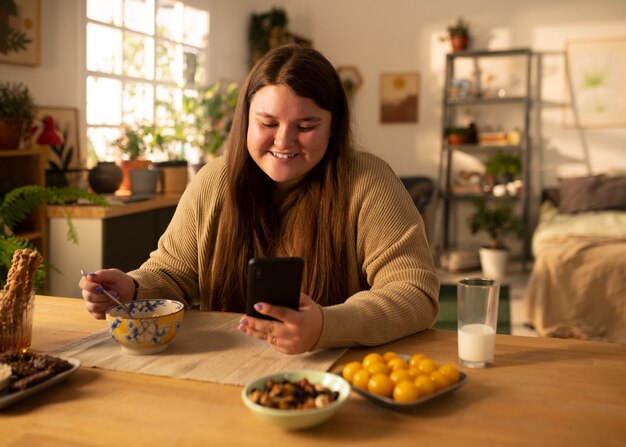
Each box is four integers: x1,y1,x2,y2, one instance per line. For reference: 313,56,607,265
478,247,509,281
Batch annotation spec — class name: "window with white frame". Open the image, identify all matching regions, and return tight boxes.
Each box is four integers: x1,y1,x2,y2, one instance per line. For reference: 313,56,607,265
85,0,208,165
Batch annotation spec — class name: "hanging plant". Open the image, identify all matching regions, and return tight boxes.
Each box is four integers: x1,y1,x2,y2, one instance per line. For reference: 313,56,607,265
248,7,289,67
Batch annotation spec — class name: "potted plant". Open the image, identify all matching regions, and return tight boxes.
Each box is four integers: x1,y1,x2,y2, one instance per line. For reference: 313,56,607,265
441,17,470,52
0,185,108,291
467,197,524,280
141,122,189,194
445,124,477,146
113,125,150,192
184,82,239,165
0,81,36,149
248,7,288,67
484,153,521,193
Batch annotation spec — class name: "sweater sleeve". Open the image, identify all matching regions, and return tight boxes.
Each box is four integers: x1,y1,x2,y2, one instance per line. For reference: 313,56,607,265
315,153,440,349
127,157,227,307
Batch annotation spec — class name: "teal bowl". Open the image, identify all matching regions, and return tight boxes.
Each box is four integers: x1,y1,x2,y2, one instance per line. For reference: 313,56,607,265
241,370,350,430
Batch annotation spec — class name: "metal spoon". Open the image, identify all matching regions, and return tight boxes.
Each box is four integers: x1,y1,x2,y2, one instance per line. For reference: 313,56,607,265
81,269,133,317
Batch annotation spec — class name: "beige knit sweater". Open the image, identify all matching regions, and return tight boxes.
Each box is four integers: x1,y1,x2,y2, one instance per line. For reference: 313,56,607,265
130,151,440,350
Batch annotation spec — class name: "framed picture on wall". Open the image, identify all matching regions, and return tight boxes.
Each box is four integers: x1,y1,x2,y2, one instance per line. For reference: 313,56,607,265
380,73,420,123
564,37,626,128
33,107,83,187
0,0,41,66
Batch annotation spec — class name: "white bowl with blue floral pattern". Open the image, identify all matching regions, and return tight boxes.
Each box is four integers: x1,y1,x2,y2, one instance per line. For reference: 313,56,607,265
106,299,185,355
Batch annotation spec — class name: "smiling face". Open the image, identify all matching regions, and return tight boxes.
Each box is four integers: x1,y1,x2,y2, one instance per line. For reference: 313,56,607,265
246,84,332,191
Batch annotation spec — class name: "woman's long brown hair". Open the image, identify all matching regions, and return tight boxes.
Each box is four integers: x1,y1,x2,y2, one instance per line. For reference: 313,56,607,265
205,44,353,312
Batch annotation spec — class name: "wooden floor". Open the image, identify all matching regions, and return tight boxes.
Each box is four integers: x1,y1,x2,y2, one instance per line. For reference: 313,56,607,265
437,261,537,337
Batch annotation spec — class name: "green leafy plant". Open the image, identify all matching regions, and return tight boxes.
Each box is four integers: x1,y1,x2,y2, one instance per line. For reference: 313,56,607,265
447,17,469,38
0,185,109,290
113,125,147,160
248,7,288,67
485,153,521,180
445,125,477,145
0,81,36,123
468,197,524,250
184,82,239,156
445,126,473,137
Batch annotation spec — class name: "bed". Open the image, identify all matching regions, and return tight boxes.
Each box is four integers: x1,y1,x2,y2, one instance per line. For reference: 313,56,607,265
524,174,626,343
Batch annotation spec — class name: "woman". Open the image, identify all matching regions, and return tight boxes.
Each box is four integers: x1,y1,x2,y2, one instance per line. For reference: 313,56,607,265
79,44,440,355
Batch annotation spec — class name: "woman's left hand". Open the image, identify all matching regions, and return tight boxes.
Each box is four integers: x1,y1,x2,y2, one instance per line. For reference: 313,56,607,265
237,293,322,354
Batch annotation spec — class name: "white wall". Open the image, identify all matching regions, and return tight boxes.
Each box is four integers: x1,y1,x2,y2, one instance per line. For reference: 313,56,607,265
3,0,625,183
272,0,626,186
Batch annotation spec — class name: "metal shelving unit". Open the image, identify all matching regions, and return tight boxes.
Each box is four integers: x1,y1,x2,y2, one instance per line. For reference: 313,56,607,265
438,48,534,262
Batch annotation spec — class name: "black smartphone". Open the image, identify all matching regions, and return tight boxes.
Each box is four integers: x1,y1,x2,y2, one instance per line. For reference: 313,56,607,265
246,257,304,320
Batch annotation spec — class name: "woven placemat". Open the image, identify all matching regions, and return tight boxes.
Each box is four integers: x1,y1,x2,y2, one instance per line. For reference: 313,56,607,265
51,311,346,386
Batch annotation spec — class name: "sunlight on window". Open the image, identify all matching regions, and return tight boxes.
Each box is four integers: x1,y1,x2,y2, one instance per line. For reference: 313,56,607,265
87,23,123,74
155,85,182,127
87,77,122,125
183,7,208,47
125,0,155,35
87,127,123,162
87,0,122,26
123,31,155,79
156,0,183,42
155,40,183,85
86,0,208,166
124,82,154,124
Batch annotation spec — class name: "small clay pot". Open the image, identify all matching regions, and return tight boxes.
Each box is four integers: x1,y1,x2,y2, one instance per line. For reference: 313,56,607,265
451,35,468,52
0,118,25,149
88,162,123,194
447,134,469,146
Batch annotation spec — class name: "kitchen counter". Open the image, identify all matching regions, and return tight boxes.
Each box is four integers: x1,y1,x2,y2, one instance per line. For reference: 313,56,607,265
46,193,182,219
46,194,181,297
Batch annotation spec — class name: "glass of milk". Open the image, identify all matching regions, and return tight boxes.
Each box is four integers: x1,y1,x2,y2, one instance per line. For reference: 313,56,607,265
457,278,500,368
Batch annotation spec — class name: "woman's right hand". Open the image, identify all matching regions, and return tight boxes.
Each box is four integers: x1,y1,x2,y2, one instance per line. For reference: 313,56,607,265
79,268,136,320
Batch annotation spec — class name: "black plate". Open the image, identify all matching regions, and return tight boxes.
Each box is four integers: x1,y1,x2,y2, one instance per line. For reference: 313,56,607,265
0,357,81,410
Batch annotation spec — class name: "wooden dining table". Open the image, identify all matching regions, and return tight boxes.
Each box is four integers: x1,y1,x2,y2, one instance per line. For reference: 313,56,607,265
1,295,625,446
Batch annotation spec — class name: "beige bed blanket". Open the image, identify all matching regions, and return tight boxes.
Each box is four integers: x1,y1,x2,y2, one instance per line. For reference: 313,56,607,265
525,235,626,343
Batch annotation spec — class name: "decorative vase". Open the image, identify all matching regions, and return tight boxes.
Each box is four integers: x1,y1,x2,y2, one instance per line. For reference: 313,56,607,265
88,161,123,194
0,118,25,149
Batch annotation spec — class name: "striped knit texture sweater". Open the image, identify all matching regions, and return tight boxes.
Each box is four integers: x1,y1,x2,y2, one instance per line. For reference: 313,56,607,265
129,151,440,350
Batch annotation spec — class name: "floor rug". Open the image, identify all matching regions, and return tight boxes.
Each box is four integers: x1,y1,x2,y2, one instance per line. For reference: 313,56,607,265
433,284,511,334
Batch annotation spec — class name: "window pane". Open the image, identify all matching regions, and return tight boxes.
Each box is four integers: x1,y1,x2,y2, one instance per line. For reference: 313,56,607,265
87,0,122,26
156,40,183,85
156,0,183,42
125,0,155,34
183,48,200,87
87,23,122,74
87,76,122,125
183,6,208,47
87,127,124,164
123,82,154,125
124,32,154,79
155,85,181,127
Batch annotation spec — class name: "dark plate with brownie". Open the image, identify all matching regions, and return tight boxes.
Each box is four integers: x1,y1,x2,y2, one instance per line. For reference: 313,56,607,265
0,351,80,409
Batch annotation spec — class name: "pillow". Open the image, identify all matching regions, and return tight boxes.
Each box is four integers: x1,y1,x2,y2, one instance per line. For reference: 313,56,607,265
558,174,626,214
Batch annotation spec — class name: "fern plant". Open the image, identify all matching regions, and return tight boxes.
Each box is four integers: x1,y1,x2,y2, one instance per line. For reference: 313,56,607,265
0,185,109,290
